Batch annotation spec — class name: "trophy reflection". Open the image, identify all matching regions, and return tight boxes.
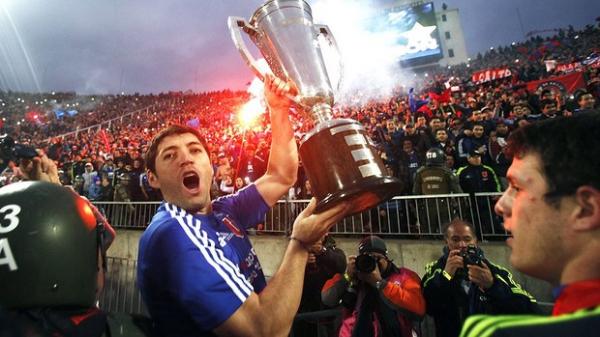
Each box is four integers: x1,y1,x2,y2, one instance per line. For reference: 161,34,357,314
228,0,402,215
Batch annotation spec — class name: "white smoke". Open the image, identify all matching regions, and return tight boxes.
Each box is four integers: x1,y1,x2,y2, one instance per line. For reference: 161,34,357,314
311,0,416,106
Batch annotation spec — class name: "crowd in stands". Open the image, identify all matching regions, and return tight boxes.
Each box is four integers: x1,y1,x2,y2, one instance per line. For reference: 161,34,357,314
1,24,599,204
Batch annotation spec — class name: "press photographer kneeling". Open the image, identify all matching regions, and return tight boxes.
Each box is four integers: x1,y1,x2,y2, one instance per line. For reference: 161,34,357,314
321,235,425,337
421,219,539,337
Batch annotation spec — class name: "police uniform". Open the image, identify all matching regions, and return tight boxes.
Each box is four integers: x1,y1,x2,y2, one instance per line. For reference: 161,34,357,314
0,181,126,337
413,148,463,232
413,166,462,195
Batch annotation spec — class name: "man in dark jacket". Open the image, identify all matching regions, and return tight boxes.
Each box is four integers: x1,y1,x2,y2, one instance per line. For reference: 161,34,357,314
422,219,538,337
456,150,503,236
294,235,347,337
456,150,501,194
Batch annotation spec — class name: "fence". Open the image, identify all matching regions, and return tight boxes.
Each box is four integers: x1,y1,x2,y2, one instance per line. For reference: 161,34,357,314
99,257,147,315
93,192,507,240
99,255,554,337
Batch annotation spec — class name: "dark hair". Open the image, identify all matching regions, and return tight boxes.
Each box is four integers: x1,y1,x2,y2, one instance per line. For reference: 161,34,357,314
443,218,477,238
505,113,600,205
540,99,556,109
144,125,208,174
472,122,484,130
576,90,590,102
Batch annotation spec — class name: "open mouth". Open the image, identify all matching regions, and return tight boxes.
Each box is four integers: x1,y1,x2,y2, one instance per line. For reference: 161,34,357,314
183,172,200,190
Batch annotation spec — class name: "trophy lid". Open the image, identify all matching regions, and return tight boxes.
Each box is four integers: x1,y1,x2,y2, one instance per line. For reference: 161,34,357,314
250,0,313,26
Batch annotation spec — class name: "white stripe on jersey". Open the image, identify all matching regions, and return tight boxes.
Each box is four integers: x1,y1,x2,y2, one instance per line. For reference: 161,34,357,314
178,209,253,294
164,203,253,302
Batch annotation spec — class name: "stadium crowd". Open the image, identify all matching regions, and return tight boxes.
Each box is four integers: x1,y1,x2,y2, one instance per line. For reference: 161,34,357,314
1,24,599,204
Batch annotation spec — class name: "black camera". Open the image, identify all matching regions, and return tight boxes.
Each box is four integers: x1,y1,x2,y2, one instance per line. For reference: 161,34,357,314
460,244,484,268
0,135,38,162
355,254,379,273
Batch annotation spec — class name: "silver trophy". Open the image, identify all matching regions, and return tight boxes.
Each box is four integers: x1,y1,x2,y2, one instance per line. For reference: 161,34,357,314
228,0,401,215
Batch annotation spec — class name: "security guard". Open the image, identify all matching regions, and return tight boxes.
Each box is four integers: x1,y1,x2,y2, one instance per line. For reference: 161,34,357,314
0,181,116,336
413,148,463,233
413,147,463,195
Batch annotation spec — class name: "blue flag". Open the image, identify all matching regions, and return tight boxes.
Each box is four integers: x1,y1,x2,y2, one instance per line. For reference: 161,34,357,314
186,117,200,128
408,88,429,113
54,109,65,119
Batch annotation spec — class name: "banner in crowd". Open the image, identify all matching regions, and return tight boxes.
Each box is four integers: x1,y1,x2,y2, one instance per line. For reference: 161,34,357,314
545,55,600,73
526,71,586,95
555,62,583,74
471,68,512,84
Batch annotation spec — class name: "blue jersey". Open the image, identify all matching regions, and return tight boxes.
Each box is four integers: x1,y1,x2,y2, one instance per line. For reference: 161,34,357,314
137,184,270,336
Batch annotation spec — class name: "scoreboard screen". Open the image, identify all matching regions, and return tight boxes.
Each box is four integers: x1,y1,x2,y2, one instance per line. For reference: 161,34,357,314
370,2,443,63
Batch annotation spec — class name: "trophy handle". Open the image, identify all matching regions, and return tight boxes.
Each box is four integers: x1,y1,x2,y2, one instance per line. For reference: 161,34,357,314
228,16,311,111
228,16,265,81
314,24,344,92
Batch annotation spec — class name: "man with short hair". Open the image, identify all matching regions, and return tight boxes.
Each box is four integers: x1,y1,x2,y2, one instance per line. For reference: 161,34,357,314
137,75,348,337
422,219,537,337
396,139,423,195
574,91,597,114
539,99,558,120
460,113,600,336
457,123,487,166
457,149,502,235
433,128,457,159
456,150,501,194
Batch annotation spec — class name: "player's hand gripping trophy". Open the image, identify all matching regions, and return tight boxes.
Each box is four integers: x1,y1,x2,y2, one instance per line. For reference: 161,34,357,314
228,0,402,217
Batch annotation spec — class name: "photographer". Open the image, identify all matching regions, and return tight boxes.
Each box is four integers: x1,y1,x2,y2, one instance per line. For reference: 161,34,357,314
422,219,538,337
321,236,425,337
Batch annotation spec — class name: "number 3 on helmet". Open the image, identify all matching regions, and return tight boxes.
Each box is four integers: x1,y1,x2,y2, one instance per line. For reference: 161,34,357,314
0,181,105,309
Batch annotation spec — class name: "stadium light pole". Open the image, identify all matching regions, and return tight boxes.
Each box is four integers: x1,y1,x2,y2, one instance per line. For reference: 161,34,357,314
515,7,526,39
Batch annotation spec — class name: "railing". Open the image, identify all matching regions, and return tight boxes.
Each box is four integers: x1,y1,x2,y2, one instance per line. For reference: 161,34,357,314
93,192,507,240
99,257,147,315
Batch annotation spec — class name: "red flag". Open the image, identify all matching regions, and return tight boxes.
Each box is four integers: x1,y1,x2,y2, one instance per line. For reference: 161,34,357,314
526,72,586,95
429,89,451,103
99,129,111,153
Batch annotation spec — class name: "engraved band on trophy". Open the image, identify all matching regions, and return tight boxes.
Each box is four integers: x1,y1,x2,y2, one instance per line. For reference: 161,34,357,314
228,0,402,216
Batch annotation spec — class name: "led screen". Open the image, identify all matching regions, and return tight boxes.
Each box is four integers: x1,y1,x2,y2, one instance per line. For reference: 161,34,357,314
370,2,443,62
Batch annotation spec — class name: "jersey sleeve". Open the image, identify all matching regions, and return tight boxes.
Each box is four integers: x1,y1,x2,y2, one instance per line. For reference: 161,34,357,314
213,183,270,229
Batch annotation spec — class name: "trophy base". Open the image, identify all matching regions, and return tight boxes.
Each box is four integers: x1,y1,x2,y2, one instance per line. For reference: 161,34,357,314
299,118,403,218
314,175,402,216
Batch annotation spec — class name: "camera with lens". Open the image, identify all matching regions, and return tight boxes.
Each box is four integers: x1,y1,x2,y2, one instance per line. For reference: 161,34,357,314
460,244,484,268
0,135,38,163
355,253,379,273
